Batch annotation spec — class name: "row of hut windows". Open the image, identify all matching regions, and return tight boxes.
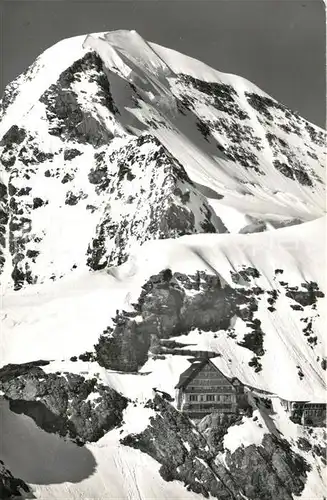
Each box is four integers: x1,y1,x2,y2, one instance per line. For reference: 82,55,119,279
188,394,235,402
185,404,234,411
192,378,229,385
304,409,324,416
188,385,233,392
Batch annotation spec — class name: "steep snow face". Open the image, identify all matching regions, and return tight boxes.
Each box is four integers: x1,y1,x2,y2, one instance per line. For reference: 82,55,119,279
0,29,326,500
85,30,325,221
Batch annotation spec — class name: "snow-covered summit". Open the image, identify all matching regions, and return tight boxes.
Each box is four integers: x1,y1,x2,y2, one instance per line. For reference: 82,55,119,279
0,29,325,289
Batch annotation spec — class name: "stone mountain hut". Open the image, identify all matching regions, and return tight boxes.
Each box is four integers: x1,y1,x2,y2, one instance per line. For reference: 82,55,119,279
175,358,249,422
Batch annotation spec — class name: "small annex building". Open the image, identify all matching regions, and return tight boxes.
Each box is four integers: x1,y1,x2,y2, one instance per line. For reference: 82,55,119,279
175,358,249,422
280,399,326,427
302,402,326,427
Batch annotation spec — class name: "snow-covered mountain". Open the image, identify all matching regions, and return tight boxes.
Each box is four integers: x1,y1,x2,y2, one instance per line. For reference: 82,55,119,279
0,30,326,500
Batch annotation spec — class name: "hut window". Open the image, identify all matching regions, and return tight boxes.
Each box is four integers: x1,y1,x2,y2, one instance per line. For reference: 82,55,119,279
206,395,215,401
190,395,198,402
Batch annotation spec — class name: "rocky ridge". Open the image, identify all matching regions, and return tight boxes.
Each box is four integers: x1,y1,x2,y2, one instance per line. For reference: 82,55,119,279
121,393,322,500
86,134,227,269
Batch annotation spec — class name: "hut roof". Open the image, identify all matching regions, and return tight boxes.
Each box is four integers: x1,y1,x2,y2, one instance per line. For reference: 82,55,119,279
175,358,239,389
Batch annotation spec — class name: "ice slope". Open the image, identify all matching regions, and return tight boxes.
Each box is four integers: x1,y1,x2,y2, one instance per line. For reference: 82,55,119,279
84,30,326,219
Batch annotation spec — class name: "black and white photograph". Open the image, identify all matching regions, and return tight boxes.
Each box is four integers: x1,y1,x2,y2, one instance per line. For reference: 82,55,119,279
0,0,326,499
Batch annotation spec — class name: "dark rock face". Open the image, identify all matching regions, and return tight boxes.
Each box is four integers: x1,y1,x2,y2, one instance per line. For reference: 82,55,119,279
0,180,8,275
174,86,326,188
121,394,311,500
121,394,233,499
18,145,54,167
94,268,266,372
0,126,54,172
63,148,83,161
0,127,57,287
198,411,251,453
222,435,311,500
0,126,27,169
86,134,227,270
0,360,51,382
94,267,325,375
179,74,248,120
8,202,34,290
65,190,87,206
304,122,326,147
0,126,26,149
266,133,318,187
284,281,324,307
40,51,117,147
175,76,326,188
246,93,298,123
0,461,32,499
277,280,324,351
0,363,128,444
197,116,264,175
175,75,267,175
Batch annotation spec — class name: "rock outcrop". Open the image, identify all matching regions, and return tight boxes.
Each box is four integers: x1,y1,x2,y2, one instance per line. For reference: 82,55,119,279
0,362,128,444
94,268,265,371
94,268,324,376
121,394,312,500
39,52,118,147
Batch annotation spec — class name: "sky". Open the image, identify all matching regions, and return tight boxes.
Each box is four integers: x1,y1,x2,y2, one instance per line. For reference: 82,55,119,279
0,0,326,128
